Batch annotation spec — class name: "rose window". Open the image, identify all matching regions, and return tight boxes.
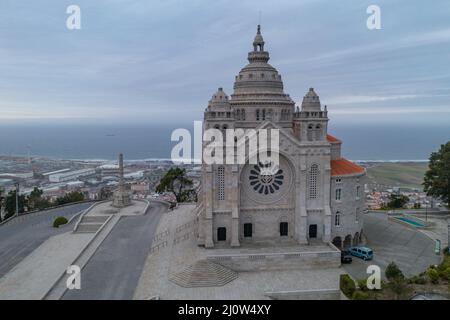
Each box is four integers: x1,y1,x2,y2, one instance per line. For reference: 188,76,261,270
249,162,284,194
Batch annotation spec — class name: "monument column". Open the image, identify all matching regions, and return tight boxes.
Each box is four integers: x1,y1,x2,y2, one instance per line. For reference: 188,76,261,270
112,153,131,208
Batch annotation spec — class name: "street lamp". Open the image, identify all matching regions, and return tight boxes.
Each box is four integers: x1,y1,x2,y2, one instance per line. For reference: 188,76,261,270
15,182,19,218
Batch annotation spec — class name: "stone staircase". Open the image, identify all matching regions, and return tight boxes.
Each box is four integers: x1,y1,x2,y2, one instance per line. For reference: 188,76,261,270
169,260,238,288
74,215,109,234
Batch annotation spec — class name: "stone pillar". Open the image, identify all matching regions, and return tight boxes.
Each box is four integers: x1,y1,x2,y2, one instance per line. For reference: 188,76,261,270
230,165,240,247
295,157,308,244
322,157,332,243
204,165,214,248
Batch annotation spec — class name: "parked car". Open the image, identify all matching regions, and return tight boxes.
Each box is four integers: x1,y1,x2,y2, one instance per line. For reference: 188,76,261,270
341,250,352,264
349,246,373,261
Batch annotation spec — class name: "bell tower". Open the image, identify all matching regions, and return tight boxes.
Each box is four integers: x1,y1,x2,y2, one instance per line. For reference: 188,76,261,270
293,88,328,142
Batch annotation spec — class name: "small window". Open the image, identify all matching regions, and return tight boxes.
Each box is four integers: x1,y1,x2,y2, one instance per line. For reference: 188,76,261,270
256,109,260,121
356,186,361,198
244,223,253,238
335,188,342,201
216,166,225,201
335,211,341,226
280,222,288,236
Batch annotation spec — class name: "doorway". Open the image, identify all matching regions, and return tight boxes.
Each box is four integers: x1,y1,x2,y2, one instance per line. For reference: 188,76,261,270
243,223,253,238
309,224,317,238
217,227,226,241
280,222,288,236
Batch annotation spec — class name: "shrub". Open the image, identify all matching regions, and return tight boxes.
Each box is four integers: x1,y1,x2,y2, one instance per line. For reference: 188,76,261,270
438,267,450,281
340,274,356,298
427,267,440,284
409,275,427,285
357,279,368,291
443,247,450,256
352,291,370,300
385,262,404,281
53,216,68,228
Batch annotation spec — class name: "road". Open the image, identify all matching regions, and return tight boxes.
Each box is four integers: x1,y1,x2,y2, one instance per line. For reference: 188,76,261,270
343,212,441,280
62,201,167,300
0,203,93,278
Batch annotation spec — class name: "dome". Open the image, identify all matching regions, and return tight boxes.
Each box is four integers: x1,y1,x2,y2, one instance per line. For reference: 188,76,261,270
231,25,293,105
301,88,321,111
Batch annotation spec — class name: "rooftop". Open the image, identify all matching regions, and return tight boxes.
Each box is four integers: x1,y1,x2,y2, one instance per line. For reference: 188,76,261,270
331,158,365,176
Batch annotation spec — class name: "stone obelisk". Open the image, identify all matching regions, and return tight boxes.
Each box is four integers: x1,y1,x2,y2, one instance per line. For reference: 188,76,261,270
112,153,131,207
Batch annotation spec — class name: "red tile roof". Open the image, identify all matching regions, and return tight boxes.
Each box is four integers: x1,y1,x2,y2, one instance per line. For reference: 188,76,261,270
327,134,340,143
331,158,365,176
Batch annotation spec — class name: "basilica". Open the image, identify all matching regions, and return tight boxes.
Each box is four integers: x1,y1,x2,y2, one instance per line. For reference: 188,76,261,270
196,25,366,250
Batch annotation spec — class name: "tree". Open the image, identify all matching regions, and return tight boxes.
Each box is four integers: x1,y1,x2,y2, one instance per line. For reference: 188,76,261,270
27,187,50,211
156,167,194,202
56,191,84,206
385,262,408,299
4,190,26,219
424,141,450,208
385,262,404,281
0,187,4,222
387,194,409,209
99,187,113,200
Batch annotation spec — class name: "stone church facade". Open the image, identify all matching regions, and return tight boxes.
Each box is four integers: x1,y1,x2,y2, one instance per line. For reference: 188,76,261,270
196,26,366,250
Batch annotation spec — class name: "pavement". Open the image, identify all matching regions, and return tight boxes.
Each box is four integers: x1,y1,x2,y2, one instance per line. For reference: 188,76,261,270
62,201,167,300
343,212,441,280
134,204,344,300
0,203,92,278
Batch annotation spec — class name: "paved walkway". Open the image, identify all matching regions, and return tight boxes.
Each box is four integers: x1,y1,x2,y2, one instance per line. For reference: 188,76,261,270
343,212,441,280
62,202,167,299
0,200,148,300
0,232,92,300
0,203,92,278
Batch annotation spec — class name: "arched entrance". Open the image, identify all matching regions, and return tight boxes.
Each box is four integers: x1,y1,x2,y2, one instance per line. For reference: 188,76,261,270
353,232,360,246
332,236,342,250
343,235,352,249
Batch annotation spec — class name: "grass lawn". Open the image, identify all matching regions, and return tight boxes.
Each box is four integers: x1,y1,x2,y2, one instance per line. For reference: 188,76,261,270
366,162,428,189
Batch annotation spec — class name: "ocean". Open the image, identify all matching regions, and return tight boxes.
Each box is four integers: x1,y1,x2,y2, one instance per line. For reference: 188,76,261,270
0,122,448,162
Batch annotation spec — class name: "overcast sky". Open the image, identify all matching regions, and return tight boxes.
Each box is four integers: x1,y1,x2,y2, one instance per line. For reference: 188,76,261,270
1,0,450,125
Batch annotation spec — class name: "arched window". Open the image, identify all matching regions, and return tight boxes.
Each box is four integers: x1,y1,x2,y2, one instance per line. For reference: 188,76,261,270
216,166,225,201
309,164,319,199
356,185,361,199
315,124,322,140
256,109,260,121
335,211,341,226
236,109,241,120
307,124,314,141
262,109,266,121
241,109,246,120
